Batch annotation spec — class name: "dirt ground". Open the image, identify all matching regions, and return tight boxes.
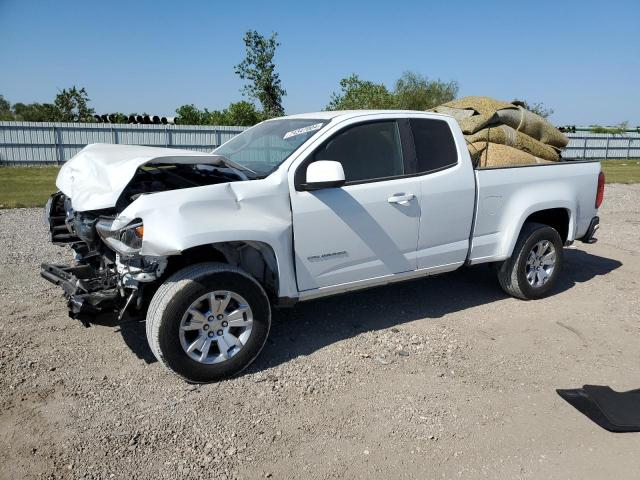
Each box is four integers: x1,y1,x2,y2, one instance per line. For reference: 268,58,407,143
1,184,639,480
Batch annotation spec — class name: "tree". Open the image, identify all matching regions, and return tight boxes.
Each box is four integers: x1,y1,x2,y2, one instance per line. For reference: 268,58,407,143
107,113,129,123
54,86,95,122
326,72,458,111
0,88,95,122
0,95,14,120
12,102,59,122
175,104,210,125
589,121,629,135
0,95,13,120
393,71,458,110
326,74,395,110
511,99,554,118
224,101,264,126
235,30,286,118
176,101,263,126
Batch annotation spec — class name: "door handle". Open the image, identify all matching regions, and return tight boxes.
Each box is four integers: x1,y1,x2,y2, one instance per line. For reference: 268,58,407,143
387,193,415,206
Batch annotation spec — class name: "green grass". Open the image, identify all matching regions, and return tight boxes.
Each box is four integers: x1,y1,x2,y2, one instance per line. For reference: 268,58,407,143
600,160,640,184
0,166,60,208
0,160,638,209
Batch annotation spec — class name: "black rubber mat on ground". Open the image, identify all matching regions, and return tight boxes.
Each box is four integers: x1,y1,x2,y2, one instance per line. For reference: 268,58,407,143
557,385,640,432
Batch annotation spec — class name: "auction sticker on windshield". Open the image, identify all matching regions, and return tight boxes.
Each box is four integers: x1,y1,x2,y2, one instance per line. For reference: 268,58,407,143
283,123,324,140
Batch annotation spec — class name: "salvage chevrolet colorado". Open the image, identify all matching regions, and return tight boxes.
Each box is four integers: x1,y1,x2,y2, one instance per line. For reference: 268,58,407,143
42,110,604,382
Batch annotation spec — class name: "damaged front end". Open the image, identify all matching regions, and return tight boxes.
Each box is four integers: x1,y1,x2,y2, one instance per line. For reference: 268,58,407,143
41,190,168,325
41,151,246,324
41,142,274,324
40,263,120,323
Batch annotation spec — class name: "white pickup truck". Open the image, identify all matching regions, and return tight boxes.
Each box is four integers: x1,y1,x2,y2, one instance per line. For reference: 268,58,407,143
42,110,604,382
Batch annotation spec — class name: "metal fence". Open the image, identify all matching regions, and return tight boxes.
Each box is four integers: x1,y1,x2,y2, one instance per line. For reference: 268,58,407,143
1,121,639,165
564,131,640,160
0,121,247,165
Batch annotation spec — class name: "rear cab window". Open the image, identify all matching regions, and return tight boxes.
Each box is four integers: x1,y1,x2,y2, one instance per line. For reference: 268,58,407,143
408,118,458,174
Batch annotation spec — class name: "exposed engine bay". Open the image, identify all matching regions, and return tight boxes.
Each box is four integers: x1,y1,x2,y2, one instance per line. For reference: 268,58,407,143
41,163,245,324
115,164,245,210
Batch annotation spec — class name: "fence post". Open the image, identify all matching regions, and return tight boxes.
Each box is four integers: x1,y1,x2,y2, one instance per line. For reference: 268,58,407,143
111,125,118,145
57,127,65,164
52,126,58,165
52,126,62,165
604,136,610,160
627,137,632,160
216,129,222,149
582,137,587,159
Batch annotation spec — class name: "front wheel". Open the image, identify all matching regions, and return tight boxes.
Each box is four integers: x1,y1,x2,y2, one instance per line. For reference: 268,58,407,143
146,262,271,383
496,222,564,300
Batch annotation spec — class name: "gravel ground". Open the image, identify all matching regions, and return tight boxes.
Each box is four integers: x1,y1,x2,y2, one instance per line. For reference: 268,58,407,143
1,184,639,480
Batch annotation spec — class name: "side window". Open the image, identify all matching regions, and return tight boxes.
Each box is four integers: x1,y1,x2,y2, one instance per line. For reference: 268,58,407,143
409,119,458,173
312,121,404,183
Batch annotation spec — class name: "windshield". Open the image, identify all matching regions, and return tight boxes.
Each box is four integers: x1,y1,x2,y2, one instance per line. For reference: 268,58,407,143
213,118,329,176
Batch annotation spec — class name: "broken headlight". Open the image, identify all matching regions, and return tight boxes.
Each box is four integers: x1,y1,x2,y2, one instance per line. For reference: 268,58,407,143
96,217,144,256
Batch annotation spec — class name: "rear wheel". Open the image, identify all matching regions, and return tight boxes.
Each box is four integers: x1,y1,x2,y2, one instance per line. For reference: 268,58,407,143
496,222,563,300
146,262,271,383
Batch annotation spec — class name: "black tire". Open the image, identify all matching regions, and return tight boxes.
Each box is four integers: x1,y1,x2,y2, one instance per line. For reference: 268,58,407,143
146,262,271,383
496,222,564,300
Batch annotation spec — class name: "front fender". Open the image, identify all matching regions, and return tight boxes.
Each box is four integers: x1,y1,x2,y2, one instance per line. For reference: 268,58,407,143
118,175,298,298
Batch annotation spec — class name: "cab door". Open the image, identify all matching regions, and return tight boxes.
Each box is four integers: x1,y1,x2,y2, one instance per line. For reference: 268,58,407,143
290,120,421,291
409,118,476,270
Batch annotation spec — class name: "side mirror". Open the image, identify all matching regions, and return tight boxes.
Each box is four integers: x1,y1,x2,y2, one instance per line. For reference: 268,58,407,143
302,160,345,190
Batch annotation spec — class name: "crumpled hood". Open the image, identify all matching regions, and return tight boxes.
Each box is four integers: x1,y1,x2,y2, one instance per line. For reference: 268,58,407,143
57,143,221,212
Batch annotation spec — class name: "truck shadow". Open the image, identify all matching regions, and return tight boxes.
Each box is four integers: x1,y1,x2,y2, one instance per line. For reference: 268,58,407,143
118,248,621,368
250,248,622,373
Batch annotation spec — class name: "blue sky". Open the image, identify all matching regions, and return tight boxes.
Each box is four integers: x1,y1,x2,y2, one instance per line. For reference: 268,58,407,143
1,0,638,125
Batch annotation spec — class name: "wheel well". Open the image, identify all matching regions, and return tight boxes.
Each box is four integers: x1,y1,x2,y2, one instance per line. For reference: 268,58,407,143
165,242,280,298
524,208,570,243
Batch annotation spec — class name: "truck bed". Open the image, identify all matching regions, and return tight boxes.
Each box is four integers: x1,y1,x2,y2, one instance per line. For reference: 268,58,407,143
469,160,601,264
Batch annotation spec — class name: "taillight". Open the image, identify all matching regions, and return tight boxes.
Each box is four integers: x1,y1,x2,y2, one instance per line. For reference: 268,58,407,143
595,171,605,208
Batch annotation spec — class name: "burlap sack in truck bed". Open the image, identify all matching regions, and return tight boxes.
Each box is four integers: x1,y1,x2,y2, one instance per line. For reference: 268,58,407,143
467,125,561,162
429,105,476,122
468,142,553,168
494,107,568,148
429,96,569,168
438,96,515,116
431,96,569,147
